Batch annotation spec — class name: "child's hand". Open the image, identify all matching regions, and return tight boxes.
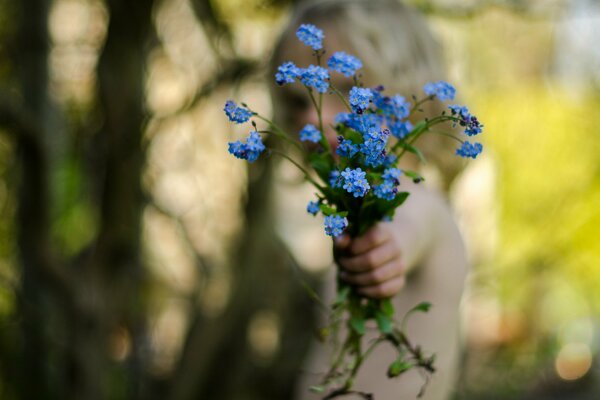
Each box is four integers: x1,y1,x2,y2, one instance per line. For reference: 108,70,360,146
334,222,406,299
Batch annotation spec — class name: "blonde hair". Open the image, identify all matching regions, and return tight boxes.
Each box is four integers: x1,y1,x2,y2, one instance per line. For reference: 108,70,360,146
270,0,463,188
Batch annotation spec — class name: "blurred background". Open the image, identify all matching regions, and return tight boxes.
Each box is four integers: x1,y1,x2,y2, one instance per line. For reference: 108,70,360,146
0,0,599,399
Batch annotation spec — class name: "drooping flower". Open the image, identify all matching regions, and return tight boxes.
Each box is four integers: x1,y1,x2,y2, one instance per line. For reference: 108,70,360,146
299,65,330,93
448,105,469,116
336,136,359,158
349,86,373,113
341,167,370,197
423,81,456,101
324,214,348,237
307,201,320,216
327,51,363,77
449,105,483,136
299,124,322,143
224,100,253,124
456,141,483,159
275,61,300,86
296,24,324,50
227,131,265,163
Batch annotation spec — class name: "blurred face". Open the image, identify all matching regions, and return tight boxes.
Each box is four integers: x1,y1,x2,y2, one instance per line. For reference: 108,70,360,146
274,27,361,152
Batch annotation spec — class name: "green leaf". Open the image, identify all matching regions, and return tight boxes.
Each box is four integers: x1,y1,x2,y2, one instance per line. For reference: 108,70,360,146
334,285,351,306
349,316,366,335
411,302,432,313
410,120,428,136
380,298,394,317
337,211,348,218
317,327,329,342
375,311,394,334
309,385,326,393
397,142,427,163
319,204,336,216
308,152,333,182
387,359,412,378
403,170,425,182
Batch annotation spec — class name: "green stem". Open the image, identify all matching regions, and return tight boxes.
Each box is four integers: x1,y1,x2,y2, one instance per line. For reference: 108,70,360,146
428,129,465,144
269,149,326,193
409,95,434,115
305,87,333,157
254,115,304,152
329,84,353,112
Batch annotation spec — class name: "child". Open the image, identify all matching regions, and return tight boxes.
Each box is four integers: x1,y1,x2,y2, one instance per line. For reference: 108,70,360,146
269,1,469,399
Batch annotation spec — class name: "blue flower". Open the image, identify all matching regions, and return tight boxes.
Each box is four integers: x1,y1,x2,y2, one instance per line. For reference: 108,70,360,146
228,131,265,163
228,141,247,160
336,136,359,158
382,153,398,168
359,128,389,167
307,201,320,216
299,124,322,143
329,170,343,188
382,168,402,183
296,24,324,50
341,167,370,197
449,105,483,136
224,100,253,124
463,114,483,136
335,112,383,135
456,141,483,159
449,105,469,116
349,86,373,113
374,180,398,200
299,65,329,93
327,51,362,77
423,81,456,101
374,93,411,120
389,120,413,139
275,61,300,86
324,214,348,237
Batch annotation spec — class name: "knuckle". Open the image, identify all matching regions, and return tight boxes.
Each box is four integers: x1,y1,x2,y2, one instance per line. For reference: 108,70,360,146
364,253,377,269
371,268,385,283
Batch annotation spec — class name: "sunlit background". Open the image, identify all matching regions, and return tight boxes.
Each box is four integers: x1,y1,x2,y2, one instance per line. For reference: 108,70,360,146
0,0,599,399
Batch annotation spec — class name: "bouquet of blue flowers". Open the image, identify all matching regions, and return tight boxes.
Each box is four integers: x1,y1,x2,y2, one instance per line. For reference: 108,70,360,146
224,23,483,399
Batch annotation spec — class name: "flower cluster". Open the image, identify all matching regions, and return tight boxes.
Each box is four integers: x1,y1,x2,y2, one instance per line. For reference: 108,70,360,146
299,65,330,93
275,62,300,86
324,214,348,237
223,23,486,397
296,24,324,50
307,200,320,216
328,51,363,77
299,124,322,143
456,141,483,159
228,131,265,163
349,86,373,113
224,100,252,124
448,105,484,157
424,80,456,101
374,168,402,200
336,136,359,158
341,167,370,198
224,23,485,241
